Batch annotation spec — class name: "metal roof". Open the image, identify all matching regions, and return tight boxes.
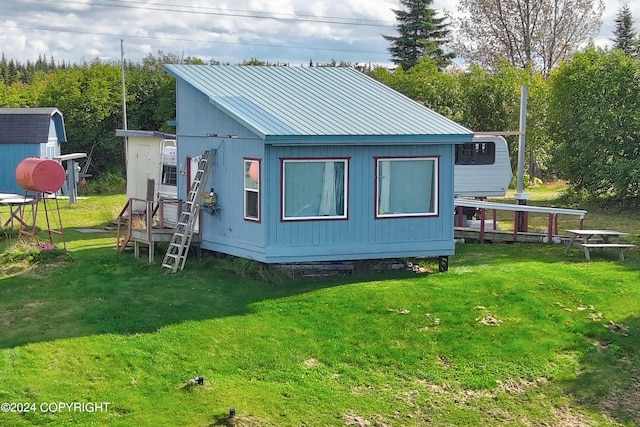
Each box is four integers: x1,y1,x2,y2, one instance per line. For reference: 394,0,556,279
0,107,67,144
164,65,473,143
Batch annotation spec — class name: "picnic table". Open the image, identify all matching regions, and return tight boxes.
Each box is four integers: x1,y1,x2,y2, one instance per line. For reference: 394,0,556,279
564,229,637,261
0,193,35,229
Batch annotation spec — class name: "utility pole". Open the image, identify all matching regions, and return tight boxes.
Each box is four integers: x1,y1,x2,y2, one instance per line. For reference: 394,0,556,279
515,85,529,232
121,39,129,165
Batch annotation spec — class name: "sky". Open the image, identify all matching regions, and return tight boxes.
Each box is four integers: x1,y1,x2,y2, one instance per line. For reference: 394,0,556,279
0,0,637,67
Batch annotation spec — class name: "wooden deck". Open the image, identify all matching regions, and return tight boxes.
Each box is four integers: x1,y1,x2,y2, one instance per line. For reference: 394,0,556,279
454,198,587,244
130,228,175,262
117,197,202,263
455,227,569,244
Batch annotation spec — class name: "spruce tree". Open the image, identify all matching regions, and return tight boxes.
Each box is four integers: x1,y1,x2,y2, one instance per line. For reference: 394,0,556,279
612,4,638,57
383,0,454,70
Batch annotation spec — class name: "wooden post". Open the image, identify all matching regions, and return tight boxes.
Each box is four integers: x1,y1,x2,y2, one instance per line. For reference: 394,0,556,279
479,208,486,243
438,256,449,273
146,178,155,202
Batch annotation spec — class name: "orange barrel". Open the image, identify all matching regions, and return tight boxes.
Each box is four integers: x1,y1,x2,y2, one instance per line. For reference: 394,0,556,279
15,158,66,193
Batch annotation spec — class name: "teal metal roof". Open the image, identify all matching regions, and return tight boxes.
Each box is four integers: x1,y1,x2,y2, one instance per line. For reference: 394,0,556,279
164,65,473,143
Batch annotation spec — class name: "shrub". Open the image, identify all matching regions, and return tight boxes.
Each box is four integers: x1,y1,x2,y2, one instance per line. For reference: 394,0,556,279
84,168,126,195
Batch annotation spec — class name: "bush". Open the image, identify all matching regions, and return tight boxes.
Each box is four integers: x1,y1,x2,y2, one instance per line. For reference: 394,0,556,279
84,167,126,195
548,48,640,205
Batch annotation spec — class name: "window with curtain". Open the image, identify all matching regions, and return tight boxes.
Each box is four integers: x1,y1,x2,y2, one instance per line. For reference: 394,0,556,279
244,159,260,221
376,157,438,218
282,159,348,220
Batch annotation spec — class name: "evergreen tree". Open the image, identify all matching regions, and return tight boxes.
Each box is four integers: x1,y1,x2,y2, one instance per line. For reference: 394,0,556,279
612,4,638,57
8,59,17,85
0,54,6,83
383,0,454,70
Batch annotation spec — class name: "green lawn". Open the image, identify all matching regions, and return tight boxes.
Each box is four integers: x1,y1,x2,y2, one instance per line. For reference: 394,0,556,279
1,190,639,426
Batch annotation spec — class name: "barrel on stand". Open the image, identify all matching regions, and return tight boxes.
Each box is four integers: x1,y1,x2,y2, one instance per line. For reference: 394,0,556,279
13,157,67,249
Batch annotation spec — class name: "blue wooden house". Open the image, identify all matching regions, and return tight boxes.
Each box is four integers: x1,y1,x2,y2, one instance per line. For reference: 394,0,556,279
163,65,474,264
0,108,67,193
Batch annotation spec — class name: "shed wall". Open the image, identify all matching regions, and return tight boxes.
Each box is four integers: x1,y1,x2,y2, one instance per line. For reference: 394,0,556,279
262,143,455,263
125,136,162,213
0,144,40,193
175,82,266,258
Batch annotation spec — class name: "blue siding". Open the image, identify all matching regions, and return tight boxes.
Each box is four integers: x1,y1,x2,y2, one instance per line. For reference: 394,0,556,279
262,144,455,263
0,144,40,193
175,82,266,260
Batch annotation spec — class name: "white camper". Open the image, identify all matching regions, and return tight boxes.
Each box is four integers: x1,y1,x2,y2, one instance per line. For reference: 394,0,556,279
454,135,513,198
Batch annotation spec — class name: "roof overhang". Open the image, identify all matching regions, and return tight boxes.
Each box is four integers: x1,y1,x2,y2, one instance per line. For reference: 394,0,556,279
264,133,474,146
116,129,176,140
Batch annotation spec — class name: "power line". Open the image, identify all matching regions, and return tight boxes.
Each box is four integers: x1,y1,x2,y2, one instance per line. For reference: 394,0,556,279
30,0,397,28
0,24,387,56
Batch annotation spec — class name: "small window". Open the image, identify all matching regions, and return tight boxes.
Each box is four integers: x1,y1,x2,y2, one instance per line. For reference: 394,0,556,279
455,142,496,165
282,158,348,220
244,159,260,221
161,164,177,186
376,157,438,218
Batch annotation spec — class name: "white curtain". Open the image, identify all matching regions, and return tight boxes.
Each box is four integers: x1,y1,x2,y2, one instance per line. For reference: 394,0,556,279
378,161,391,214
284,160,345,218
378,159,435,215
319,162,336,216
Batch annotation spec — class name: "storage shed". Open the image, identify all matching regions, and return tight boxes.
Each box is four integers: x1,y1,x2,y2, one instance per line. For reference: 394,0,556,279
163,65,474,264
115,129,176,202
0,108,67,193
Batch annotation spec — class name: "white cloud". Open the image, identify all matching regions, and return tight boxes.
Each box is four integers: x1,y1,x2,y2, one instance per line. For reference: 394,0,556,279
0,0,637,66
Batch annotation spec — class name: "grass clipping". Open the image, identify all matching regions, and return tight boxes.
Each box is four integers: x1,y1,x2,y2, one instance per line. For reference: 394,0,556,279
0,239,71,276
475,306,503,326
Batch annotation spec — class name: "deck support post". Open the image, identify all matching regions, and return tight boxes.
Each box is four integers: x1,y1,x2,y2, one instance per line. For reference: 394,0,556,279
438,256,449,273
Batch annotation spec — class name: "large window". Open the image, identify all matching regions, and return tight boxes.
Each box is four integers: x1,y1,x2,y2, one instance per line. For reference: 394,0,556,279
376,157,439,218
282,158,348,220
244,159,260,221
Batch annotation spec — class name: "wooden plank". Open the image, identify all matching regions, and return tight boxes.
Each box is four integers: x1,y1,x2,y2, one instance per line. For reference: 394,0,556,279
579,243,637,261
454,227,567,244
579,243,636,248
454,198,587,217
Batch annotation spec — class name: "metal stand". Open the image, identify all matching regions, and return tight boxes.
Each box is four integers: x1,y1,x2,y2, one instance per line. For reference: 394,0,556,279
18,192,66,250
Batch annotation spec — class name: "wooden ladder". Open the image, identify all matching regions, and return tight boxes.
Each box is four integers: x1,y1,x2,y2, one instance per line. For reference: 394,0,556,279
161,149,212,273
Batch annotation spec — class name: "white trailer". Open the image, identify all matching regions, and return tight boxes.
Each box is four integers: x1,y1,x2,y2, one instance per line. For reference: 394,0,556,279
454,135,513,199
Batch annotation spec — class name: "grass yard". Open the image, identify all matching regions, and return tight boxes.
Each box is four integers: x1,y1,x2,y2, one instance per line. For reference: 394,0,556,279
1,188,639,426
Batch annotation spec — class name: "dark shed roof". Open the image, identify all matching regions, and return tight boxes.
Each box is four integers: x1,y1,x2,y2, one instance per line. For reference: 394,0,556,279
0,107,67,144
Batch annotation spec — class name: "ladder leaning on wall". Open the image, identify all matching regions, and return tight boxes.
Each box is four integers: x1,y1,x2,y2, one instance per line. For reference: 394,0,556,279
161,149,212,273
